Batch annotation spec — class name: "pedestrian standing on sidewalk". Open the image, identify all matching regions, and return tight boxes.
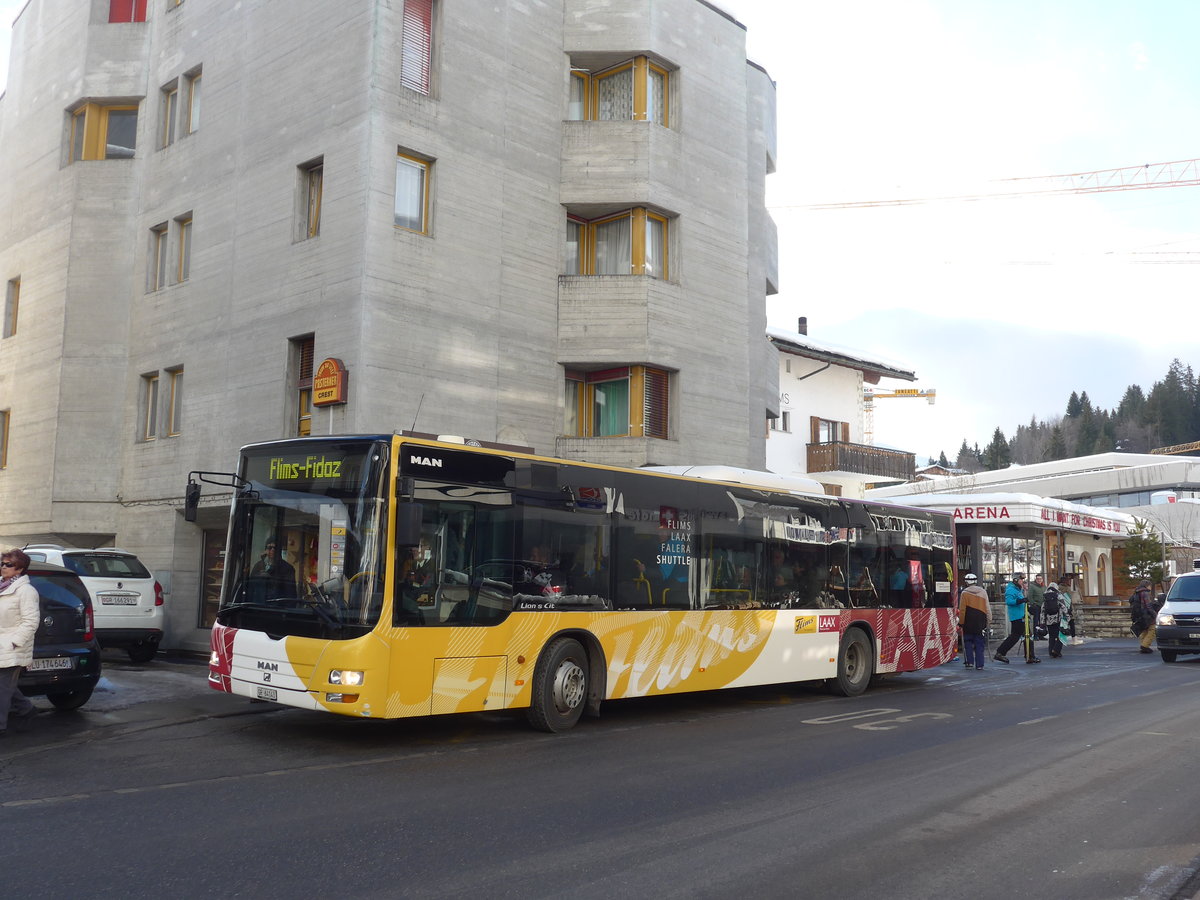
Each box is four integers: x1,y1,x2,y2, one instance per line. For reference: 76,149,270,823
0,548,40,737
1132,578,1159,654
995,573,1041,664
1042,581,1065,657
958,573,991,669
1028,573,1047,642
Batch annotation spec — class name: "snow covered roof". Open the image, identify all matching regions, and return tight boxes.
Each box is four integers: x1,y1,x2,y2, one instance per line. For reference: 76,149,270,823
766,326,916,383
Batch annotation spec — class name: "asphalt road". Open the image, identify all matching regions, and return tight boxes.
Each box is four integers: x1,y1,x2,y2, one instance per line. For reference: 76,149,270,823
2,641,1199,899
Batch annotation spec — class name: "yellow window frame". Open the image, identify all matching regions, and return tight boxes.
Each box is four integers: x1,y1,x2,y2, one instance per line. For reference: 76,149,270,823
70,102,139,162
564,366,669,438
568,208,668,278
574,56,669,125
395,151,431,234
176,216,192,283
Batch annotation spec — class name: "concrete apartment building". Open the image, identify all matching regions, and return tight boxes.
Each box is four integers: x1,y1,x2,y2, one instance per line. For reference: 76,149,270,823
0,0,780,652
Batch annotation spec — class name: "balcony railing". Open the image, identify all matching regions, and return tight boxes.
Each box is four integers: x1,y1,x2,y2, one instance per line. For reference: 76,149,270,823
806,441,914,481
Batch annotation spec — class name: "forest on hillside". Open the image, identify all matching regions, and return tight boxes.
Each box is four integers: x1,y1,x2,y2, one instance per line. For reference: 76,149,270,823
935,358,1200,472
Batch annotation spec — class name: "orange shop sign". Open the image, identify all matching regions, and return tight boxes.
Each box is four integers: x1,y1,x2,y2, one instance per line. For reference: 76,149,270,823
312,357,348,407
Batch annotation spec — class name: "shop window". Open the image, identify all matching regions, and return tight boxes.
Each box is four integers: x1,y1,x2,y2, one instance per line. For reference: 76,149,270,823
568,56,670,125
401,0,434,94
3,277,17,338
564,366,670,439
395,151,431,233
565,208,669,278
69,103,139,162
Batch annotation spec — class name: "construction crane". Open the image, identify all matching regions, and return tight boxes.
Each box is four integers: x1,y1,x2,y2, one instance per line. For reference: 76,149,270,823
796,157,1200,210
863,388,936,445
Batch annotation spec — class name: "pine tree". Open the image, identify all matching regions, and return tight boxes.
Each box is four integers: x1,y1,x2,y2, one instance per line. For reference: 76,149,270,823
1045,425,1067,460
982,427,1010,470
1121,520,1165,584
937,450,950,468
1066,392,1082,417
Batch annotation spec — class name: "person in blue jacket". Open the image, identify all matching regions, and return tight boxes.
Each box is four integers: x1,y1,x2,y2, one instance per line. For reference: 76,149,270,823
993,573,1041,664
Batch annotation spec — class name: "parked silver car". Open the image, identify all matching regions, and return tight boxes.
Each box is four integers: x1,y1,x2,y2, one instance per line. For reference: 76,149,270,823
24,545,164,663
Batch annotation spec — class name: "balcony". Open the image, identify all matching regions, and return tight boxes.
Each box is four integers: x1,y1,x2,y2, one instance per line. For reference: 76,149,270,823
806,441,914,481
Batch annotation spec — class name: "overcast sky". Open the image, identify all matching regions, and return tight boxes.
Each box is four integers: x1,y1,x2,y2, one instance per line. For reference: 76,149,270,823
3,2,1199,461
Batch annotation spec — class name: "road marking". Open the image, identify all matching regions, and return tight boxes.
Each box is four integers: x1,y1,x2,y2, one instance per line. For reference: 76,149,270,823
1018,715,1058,725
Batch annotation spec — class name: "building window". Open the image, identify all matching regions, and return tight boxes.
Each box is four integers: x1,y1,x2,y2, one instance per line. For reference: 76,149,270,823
176,214,192,283
149,224,168,291
69,103,138,162
568,57,670,126
565,208,669,278
109,0,148,23
770,411,791,433
811,417,848,444
564,366,670,439
395,152,430,233
142,373,160,440
185,69,202,134
160,83,178,148
3,278,18,339
293,336,315,436
0,409,8,469
401,0,434,94
299,158,323,239
166,367,184,436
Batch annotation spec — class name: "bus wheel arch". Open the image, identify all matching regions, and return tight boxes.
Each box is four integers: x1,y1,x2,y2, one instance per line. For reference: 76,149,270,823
828,626,875,697
527,631,605,732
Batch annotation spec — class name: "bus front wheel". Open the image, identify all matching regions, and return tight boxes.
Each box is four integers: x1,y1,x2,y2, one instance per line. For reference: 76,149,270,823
527,637,588,733
829,629,874,697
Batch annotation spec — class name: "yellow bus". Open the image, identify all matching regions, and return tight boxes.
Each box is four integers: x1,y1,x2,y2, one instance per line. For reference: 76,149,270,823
191,434,957,732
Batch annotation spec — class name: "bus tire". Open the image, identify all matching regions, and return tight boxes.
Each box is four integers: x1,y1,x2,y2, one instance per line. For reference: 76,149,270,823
527,637,588,733
830,628,873,697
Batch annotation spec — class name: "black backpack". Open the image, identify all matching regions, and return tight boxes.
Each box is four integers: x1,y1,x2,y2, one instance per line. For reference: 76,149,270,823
1043,587,1061,618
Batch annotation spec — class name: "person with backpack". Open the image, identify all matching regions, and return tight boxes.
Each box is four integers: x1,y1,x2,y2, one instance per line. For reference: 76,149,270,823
1131,578,1159,654
958,573,991,669
1042,581,1065,658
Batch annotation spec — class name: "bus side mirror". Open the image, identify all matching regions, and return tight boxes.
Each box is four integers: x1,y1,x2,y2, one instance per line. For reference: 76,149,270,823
184,482,201,522
396,501,423,547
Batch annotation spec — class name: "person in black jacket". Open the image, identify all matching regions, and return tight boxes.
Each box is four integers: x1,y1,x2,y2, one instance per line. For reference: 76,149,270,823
1042,581,1065,658
958,573,991,670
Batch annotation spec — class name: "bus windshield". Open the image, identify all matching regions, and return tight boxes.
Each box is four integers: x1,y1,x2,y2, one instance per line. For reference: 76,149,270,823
217,439,390,639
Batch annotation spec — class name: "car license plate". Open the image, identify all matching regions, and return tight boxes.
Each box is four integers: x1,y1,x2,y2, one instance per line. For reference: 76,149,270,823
1189,633,1200,639
100,594,139,605
256,686,277,701
27,657,74,672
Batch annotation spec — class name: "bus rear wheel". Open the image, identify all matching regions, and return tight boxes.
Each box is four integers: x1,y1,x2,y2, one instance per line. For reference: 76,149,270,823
829,628,873,697
527,637,588,733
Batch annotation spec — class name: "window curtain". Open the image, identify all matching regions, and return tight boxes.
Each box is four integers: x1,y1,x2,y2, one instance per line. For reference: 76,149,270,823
597,68,633,121
395,158,426,230
644,216,665,278
594,216,631,275
592,379,629,436
647,68,666,125
568,74,587,120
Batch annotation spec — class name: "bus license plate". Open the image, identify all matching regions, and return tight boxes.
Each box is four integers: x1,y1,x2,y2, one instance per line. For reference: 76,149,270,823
27,657,74,672
256,686,277,701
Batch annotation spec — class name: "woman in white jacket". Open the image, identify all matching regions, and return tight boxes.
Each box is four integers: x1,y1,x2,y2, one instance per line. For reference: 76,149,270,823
0,548,40,735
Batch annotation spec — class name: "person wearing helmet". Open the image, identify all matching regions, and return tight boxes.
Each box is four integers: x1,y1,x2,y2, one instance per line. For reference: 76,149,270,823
958,573,991,670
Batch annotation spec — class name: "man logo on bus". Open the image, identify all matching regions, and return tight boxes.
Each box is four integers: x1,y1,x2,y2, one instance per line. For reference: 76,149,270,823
410,455,444,468
257,661,279,672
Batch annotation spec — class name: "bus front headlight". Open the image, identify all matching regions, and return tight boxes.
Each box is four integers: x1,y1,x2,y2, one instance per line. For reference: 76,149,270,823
329,669,365,686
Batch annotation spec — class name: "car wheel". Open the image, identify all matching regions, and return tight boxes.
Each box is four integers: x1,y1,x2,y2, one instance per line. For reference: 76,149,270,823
46,685,95,710
126,642,159,664
1160,649,1178,663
